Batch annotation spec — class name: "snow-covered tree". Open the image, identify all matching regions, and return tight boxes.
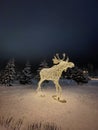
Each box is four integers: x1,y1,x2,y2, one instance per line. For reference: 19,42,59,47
19,61,32,84
0,59,16,86
64,67,89,84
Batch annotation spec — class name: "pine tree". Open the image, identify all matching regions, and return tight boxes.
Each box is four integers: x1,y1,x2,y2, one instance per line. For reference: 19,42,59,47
0,59,16,86
64,67,89,84
19,61,32,84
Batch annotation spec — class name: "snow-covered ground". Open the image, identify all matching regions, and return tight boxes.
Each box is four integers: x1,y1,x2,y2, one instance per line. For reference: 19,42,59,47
0,79,98,130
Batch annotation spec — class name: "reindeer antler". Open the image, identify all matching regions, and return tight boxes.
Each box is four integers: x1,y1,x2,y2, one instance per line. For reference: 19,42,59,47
62,53,69,62
52,53,69,64
52,57,59,64
56,53,60,60
52,53,60,64
56,53,66,61
66,57,69,62
62,53,66,60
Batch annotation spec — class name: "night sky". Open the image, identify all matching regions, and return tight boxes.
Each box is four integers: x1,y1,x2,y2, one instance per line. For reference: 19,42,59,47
0,0,98,68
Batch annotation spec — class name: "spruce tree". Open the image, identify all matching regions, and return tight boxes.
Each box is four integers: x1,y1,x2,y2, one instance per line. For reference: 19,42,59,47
65,67,89,84
0,59,15,86
20,61,32,84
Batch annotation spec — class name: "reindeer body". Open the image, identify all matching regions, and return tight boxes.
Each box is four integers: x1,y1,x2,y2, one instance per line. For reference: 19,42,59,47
36,54,75,100
40,65,63,81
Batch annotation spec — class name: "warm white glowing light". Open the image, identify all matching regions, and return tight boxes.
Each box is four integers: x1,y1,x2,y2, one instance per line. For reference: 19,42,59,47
36,53,75,100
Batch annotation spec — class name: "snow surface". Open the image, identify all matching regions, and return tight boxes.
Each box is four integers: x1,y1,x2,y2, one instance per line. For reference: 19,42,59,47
0,79,98,130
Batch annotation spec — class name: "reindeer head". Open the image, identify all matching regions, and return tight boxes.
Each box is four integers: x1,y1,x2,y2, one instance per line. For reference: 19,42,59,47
52,53,75,71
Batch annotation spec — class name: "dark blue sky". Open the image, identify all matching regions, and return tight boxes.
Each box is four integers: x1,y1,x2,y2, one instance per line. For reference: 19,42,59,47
0,0,98,67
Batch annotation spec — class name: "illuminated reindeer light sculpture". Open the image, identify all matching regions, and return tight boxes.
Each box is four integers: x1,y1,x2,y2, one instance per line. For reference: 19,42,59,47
36,53,75,101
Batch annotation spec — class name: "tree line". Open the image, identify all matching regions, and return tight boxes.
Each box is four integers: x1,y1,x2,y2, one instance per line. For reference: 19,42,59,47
0,59,89,86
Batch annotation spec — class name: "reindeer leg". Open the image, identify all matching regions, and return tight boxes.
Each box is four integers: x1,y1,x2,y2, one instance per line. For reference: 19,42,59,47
55,81,59,96
57,83,62,100
57,83,67,103
36,79,45,97
36,79,44,92
52,82,66,103
53,82,62,100
52,81,59,99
